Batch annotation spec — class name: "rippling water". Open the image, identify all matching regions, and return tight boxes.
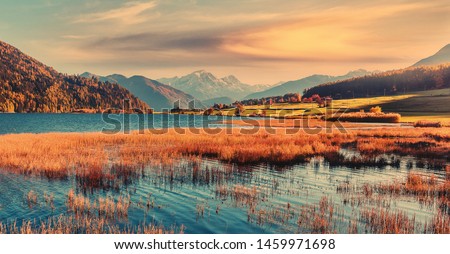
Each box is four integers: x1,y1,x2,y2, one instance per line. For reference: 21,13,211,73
0,157,443,233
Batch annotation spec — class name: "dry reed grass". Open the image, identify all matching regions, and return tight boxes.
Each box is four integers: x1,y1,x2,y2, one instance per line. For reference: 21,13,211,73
360,208,416,234
0,127,448,187
25,190,38,207
326,112,401,123
0,129,352,190
0,215,184,234
414,121,443,128
0,127,449,234
297,197,339,233
66,189,130,219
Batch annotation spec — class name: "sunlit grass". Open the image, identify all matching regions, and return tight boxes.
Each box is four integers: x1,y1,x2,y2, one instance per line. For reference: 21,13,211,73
0,127,448,187
0,126,449,234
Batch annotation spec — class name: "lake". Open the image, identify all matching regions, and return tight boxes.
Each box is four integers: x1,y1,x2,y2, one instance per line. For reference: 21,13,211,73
0,113,447,233
0,113,231,135
0,156,444,233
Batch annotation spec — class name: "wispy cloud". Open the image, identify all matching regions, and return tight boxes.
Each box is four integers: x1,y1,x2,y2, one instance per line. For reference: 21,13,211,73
74,1,157,25
61,35,92,40
6,0,448,83
87,30,224,52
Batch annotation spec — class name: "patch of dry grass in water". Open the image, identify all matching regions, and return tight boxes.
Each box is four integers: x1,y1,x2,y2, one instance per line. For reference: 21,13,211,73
360,208,416,234
0,189,182,234
0,215,184,234
67,189,130,219
0,127,448,183
0,129,351,187
372,170,450,212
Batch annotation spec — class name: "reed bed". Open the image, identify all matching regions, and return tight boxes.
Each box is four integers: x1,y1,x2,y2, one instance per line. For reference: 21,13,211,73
326,112,401,123
0,215,183,234
0,127,448,188
25,190,38,206
414,121,443,128
0,129,345,172
66,189,130,219
297,197,340,233
425,211,450,234
369,171,450,213
0,127,449,234
359,208,416,234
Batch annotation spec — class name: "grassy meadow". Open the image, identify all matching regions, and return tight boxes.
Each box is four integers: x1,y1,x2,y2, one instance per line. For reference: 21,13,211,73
186,88,450,123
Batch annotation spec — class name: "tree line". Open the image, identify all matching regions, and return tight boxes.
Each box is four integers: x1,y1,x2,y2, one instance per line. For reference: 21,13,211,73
303,64,450,99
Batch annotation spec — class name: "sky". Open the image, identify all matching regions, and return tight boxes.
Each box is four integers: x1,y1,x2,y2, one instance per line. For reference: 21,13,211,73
0,0,449,84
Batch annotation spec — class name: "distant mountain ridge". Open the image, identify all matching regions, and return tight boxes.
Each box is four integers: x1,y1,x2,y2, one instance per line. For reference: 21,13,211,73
413,44,450,67
157,70,272,101
202,96,234,107
81,72,204,111
0,40,148,113
244,69,372,99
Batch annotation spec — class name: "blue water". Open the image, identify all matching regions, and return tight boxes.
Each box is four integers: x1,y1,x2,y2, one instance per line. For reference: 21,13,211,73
0,157,443,234
0,113,231,135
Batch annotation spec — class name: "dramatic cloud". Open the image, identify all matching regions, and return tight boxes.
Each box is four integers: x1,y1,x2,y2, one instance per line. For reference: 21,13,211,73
88,31,224,51
1,0,449,83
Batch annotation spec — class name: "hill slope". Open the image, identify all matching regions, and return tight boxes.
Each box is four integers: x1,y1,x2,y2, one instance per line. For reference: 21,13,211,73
81,72,204,111
413,44,450,67
202,96,234,107
244,69,372,99
0,40,148,113
158,70,271,101
303,64,450,99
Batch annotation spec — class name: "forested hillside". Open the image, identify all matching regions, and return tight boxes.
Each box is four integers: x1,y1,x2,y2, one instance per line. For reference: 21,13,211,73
81,72,204,111
303,64,450,99
0,40,149,113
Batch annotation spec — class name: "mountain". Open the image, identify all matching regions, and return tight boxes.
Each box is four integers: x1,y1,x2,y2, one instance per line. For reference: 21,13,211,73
202,96,234,107
81,72,204,111
302,64,450,99
413,44,450,67
244,69,372,99
157,70,272,101
0,40,148,113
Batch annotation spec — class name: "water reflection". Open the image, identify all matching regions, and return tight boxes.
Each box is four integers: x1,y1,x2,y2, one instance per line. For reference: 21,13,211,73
0,155,445,233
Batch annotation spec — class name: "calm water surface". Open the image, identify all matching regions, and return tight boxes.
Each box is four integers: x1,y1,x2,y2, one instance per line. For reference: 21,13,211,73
0,113,230,134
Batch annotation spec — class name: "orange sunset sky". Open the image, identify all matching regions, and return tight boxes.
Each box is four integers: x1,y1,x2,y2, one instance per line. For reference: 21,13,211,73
1,0,449,84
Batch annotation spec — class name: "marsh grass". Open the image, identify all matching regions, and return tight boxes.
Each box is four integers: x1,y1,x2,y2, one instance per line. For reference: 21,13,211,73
25,190,38,208
360,208,416,234
414,121,443,128
66,189,130,219
0,215,183,234
297,197,340,233
43,192,55,210
0,127,449,234
326,112,401,123
0,127,448,190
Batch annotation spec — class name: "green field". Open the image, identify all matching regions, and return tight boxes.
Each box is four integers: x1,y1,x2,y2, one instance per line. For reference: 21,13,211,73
178,88,450,122
210,103,328,117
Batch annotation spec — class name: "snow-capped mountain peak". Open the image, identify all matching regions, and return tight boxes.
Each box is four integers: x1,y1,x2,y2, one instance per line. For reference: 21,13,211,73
157,70,271,101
